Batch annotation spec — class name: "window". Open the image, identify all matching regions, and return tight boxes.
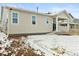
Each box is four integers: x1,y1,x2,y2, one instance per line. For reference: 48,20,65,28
12,12,18,24
46,17,49,24
32,16,36,24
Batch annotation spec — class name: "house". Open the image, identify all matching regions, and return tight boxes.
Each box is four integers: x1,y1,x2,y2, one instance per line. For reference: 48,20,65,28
51,10,79,33
0,6,79,36
0,6,53,36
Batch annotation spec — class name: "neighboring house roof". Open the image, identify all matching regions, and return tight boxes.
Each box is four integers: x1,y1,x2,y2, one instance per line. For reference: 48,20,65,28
73,18,79,24
49,10,74,19
69,13,74,18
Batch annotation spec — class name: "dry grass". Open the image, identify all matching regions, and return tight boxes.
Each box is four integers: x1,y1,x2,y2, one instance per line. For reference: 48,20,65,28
69,29,79,35
0,38,45,56
51,47,65,55
55,29,79,35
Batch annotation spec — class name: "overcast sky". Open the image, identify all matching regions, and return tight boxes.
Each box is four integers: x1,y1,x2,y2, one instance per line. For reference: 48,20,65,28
0,3,79,18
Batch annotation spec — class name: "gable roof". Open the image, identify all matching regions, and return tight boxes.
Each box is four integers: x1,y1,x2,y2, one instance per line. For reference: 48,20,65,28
69,13,74,18
2,6,74,20
2,6,69,17
3,6,52,16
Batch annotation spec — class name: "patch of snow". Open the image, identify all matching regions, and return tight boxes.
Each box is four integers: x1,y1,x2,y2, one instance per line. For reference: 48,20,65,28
0,31,79,56
0,32,11,47
27,35,79,56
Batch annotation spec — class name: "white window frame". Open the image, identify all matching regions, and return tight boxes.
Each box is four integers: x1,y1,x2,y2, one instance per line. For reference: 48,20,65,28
45,16,49,25
11,11,19,25
31,15,37,25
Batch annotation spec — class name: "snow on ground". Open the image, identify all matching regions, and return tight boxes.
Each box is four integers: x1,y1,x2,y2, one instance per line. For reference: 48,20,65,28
0,32,11,47
27,35,79,56
1,32,79,56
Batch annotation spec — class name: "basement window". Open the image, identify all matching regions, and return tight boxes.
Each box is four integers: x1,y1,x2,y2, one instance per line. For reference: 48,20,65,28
12,12,19,24
32,16,36,24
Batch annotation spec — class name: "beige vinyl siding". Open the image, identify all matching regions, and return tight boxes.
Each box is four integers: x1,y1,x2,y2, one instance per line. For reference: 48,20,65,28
8,9,53,34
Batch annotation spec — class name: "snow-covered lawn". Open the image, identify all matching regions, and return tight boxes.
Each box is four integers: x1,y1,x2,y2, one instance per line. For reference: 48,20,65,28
27,35,79,56
1,32,79,56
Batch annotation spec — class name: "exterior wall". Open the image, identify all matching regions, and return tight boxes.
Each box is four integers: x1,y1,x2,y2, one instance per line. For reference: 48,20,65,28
7,8,53,34
58,24,68,32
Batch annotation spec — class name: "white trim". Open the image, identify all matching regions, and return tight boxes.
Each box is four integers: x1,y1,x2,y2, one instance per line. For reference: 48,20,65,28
56,16,59,32
67,18,70,31
45,16,49,25
11,10,19,25
31,15,37,25
0,6,1,22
